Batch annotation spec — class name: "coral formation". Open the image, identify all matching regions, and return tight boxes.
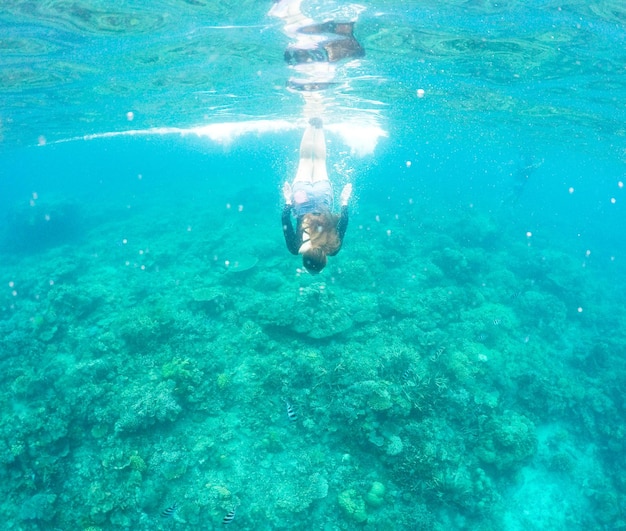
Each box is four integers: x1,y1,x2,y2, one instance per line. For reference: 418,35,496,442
0,115,622,530
476,411,537,471
338,489,368,523
365,481,386,508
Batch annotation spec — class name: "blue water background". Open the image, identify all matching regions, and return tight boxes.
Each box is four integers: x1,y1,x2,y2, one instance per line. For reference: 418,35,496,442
1,0,626,529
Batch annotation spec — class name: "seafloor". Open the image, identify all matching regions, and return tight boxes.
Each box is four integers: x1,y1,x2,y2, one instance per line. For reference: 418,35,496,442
1,142,624,530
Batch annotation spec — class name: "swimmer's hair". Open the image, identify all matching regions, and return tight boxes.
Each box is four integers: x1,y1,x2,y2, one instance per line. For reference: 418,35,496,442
303,212,341,254
302,248,327,274
300,212,341,274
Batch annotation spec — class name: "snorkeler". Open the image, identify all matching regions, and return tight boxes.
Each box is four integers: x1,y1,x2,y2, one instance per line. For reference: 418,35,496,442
503,154,545,206
282,118,352,274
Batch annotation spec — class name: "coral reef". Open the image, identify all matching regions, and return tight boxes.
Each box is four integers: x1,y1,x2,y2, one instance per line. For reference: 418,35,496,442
0,135,622,530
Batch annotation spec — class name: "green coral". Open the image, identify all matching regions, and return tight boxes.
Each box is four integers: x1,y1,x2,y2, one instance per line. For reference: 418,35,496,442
338,489,368,523
161,357,192,382
216,372,231,389
129,454,147,472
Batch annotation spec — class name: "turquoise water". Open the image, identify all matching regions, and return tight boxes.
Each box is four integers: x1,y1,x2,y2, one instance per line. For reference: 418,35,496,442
1,0,626,529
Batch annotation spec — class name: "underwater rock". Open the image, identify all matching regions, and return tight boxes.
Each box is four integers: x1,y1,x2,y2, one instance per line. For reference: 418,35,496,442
191,286,224,302
190,286,227,314
223,254,258,273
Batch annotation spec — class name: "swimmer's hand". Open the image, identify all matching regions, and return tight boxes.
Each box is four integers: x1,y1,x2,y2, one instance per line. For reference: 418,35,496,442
283,181,293,205
340,183,353,206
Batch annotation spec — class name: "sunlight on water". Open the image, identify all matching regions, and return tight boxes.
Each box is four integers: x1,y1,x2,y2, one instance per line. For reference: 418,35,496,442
55,118,387,156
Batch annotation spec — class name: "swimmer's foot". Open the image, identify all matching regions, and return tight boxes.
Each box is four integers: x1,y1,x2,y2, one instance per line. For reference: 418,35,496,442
309,117,323,129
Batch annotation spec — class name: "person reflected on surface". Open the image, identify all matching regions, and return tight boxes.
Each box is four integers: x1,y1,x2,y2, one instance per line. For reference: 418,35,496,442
269,0,364,92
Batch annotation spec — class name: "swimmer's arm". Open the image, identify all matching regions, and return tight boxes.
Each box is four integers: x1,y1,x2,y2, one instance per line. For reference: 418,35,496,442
337,205,349,240
328,206,348,257
282,204,300,255
327,205,349,257
334,183,351,249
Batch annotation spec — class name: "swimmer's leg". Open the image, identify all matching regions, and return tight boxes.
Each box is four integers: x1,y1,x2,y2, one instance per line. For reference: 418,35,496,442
270,0,314,39
309,119,328,183
294,119,328,183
